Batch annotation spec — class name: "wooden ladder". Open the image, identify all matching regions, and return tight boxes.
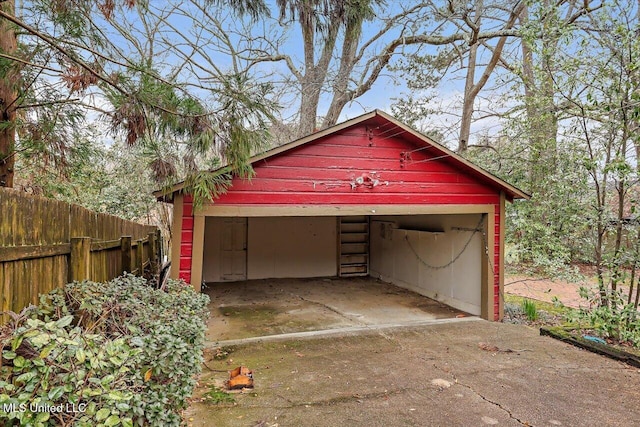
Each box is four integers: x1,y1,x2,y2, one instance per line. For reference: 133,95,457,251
338,216,369,277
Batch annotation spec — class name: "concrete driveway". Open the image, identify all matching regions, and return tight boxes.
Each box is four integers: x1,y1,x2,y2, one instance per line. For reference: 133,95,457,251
189,320,640,427
193,278,640,426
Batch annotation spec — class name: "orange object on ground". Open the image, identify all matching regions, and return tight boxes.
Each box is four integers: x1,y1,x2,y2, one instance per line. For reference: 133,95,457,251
226,366,254,390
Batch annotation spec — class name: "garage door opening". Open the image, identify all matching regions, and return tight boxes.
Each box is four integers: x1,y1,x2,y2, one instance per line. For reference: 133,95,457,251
202,213,485,317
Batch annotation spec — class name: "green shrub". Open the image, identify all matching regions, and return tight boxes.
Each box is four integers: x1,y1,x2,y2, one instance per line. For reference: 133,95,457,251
520,299,539,321
0,274,209,426
566,287,640,348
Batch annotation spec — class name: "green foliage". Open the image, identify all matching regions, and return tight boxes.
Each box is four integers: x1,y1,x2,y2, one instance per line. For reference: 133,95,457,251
504,294,572,318
20,141,161,223
8,1,280,215
203,386,235,405
184,170,233,213
466,136,592,274
567,288,640,348
0,275,210,426
520,299,539,321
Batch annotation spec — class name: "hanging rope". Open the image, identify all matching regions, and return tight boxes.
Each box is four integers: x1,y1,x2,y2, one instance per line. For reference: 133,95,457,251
403,216,485,270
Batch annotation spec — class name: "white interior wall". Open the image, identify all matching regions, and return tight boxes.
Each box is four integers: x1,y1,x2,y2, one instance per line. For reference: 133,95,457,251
247,217,337,279
202,216,337,282
370,214,482,315
202,217,223,282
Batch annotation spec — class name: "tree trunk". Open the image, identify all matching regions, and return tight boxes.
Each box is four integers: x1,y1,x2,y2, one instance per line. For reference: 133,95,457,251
458,41,478,153
322,15,361,130
0,0,17,188
595,214,608,307
293,0,340,138
520,2,559,196
610,179,625,305
458,1,519,153
628,229,640,306
610,118,631,302
297,72,322,137
594,138,613,307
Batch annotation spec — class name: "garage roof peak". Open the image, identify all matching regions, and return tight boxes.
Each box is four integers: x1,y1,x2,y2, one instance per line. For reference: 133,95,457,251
155,109,529,201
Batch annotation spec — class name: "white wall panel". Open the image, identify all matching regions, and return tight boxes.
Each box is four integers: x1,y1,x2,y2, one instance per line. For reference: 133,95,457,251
248,217,337,279
370,214,482,315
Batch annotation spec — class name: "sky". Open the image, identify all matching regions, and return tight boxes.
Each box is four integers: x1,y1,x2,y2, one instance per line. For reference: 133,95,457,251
19,0,538,150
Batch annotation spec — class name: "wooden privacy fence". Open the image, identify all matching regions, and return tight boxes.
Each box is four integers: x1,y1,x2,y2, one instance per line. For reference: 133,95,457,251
1,188,161,323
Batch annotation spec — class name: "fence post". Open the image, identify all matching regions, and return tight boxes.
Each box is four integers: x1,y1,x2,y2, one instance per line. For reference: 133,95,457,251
148,231,157,268
121,236,132,274
137,239,144,276
156,229,163,263
70,237,91,282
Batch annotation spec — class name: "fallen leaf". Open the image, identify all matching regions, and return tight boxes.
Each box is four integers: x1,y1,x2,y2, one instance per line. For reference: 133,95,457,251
478,342,499,352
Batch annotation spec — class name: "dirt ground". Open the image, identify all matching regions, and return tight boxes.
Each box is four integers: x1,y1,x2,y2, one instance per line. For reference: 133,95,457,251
505,266,639,309
504,274,591,308
187,321,640,427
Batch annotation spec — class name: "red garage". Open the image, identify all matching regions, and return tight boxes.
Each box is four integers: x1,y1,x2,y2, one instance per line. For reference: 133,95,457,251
161,110,528,321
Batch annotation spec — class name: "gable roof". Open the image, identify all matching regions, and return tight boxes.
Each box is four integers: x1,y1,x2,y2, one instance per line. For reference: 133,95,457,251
155,110,530,201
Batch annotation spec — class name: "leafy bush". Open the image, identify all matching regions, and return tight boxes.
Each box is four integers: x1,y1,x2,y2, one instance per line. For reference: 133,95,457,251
567,287,640,348
0,274,209,426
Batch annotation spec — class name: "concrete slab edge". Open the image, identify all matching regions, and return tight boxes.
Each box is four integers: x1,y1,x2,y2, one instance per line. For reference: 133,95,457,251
207,316,483,348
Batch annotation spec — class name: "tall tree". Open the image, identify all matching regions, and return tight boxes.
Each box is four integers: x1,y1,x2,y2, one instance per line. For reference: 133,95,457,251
391,0,598,153
566,0,640,304
516,0,599,193
0,0,17,188
392,0,524,152
0,0,275,201
457,0,523,152
242,1,527,139
267,0,383,136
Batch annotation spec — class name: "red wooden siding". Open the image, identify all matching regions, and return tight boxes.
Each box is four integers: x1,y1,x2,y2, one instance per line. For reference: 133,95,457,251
179,197,194,284
213,125,500,206
494,208,501,320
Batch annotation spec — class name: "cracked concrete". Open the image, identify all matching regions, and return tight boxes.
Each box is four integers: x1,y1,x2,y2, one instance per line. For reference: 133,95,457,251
454,379,528,426
188,321,640,427
291,293,367,326
428,362,527,424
